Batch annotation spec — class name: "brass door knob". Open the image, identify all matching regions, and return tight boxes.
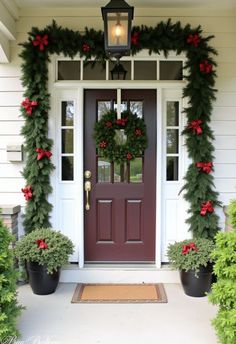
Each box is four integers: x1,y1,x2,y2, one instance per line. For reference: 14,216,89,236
84,170,92,179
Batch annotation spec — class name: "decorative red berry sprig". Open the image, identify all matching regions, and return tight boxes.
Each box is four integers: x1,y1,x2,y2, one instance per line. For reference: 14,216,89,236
106,121,113,128
36,148,52,161
82,43,91,52
188,120,203,135
99,141,108,149
126,152,133,160
196,162,213,174
21,186,33,201
187,33,200,47
32,34,49,51
200,201,214,216
21,98,38,116
135,128,142,137
116,118,128,127
200,60,213,74
131,32,140,46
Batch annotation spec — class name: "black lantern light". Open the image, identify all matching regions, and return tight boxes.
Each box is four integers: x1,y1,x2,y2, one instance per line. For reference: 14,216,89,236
101,0,134,61
110,61,127,80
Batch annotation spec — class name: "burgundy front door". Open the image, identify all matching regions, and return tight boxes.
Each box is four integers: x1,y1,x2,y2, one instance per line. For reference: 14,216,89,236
84,89,156,262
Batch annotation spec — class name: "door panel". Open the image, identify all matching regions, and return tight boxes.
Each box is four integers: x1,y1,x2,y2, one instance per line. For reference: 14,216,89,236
84,89,156,262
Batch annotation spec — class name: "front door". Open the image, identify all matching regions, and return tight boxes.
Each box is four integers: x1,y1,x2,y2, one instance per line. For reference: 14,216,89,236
84,89,156,262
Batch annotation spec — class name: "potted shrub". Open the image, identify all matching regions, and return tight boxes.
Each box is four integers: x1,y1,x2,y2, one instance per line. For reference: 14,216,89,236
167,238,215,297
15,228,74,295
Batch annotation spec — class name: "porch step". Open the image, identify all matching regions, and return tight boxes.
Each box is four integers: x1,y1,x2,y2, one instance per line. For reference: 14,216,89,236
60,265,180,283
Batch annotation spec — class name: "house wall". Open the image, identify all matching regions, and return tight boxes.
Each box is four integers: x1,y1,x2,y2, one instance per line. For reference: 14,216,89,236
0,6,236,238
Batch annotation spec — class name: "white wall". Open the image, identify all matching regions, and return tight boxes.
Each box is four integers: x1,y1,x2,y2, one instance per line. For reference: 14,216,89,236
0,6,236,239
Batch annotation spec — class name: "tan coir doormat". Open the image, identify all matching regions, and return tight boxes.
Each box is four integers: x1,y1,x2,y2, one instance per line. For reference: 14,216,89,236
71,284,167,303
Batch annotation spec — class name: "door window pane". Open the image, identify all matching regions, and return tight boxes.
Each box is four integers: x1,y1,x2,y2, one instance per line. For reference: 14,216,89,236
130,158,143,183
167,129,179,154
58,61,80,80
62,129,74,153
98,158,111,183
134,61,156,80
160,61,183,80
97,101,112,120
167,101,179,126
62,156,74,181
61,101,74,126
114,101,128,112
130,101,143,118
83,61,106,80
114,162,128,183
167,157,178,181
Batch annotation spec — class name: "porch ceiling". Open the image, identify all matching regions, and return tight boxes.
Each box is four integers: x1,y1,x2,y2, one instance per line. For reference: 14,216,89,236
14,0,236,10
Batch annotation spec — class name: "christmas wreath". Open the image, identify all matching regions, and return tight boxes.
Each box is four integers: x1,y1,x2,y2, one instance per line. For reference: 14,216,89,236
94,109,147,163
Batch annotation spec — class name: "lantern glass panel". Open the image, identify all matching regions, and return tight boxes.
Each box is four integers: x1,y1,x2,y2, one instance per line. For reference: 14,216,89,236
107,12,128,47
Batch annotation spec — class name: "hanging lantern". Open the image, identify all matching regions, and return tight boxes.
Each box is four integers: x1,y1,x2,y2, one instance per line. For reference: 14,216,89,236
110,61,127,80
101,0,134,60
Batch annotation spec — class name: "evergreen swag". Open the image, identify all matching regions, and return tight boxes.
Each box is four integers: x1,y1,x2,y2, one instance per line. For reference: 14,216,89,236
94,109,147,163
20,19,220,238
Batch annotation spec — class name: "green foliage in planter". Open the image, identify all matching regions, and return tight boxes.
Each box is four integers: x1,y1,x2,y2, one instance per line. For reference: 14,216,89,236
228,199,236,230
0,217,22,341
167,238,215,275
14,228,74,274
208,231,236,344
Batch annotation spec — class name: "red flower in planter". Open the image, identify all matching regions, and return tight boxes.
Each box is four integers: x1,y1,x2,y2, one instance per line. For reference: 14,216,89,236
36,239,48,249
182,242,198,255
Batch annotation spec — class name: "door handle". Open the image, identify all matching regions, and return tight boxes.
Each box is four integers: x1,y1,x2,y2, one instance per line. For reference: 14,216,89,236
84,181,91,211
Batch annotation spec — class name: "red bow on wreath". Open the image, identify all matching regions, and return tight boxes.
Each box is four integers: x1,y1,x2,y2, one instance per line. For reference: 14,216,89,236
99,141,108,149
200,201,214,216
182,242,198,255
200,60,213,74
196,162,213,174
36,148,52,160
21,98,38,115
106,121,113,128
188,120,203,135
131,32,140,45
21,186,33,201
187,33,200,47
32,34,49,51
126,152,133,160
135,128,142,136
116,118,128,126
36,239,48,250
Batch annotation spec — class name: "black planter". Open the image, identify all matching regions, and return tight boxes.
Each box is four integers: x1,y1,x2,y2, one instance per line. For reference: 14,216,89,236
26,261,60,295
180,263,213,297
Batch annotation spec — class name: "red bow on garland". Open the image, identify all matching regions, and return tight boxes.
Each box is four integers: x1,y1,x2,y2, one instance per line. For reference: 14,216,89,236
188,120,203,135
36,148,52,160
182,242,198,255
32,34,49,51
131,32,140,45
36,239,48,250
82,43,91,52
135,128,142,136
187,33,200,47
105,121,113,128
200,60,213,74
200,201,214,216
21,98,38,115
116,118,128,126
196,162,213,174
21,186,33,201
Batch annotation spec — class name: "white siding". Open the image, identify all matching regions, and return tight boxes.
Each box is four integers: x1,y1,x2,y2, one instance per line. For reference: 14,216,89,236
0,6,236,250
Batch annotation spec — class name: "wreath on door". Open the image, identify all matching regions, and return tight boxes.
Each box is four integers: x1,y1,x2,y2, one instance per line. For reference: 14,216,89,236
93,109,147,164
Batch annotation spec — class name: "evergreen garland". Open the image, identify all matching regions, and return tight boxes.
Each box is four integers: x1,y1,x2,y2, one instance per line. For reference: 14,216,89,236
20,19,220,238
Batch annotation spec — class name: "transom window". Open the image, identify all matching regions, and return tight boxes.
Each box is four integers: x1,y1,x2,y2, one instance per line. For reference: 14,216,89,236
56,59,183,81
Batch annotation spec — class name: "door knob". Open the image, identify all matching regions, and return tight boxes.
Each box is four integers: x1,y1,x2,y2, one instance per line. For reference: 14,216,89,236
84,180,91,211
84,170,92,179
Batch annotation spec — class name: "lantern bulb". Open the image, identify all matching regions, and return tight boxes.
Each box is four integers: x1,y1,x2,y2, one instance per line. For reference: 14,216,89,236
115,24,122,38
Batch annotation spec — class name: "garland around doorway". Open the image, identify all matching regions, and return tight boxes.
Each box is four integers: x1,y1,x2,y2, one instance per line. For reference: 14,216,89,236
20,20,220,238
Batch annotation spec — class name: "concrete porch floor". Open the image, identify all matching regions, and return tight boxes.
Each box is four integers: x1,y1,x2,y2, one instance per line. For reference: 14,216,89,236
17,283,218,344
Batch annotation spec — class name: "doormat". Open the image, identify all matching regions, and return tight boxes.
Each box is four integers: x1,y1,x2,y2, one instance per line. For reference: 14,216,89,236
71,283,167,303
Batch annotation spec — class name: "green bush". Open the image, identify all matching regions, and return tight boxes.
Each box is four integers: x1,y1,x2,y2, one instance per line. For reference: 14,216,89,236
228,200,236,230
14,228,74,274
209,231,236,344
0,217,22,341
167,238,215,275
